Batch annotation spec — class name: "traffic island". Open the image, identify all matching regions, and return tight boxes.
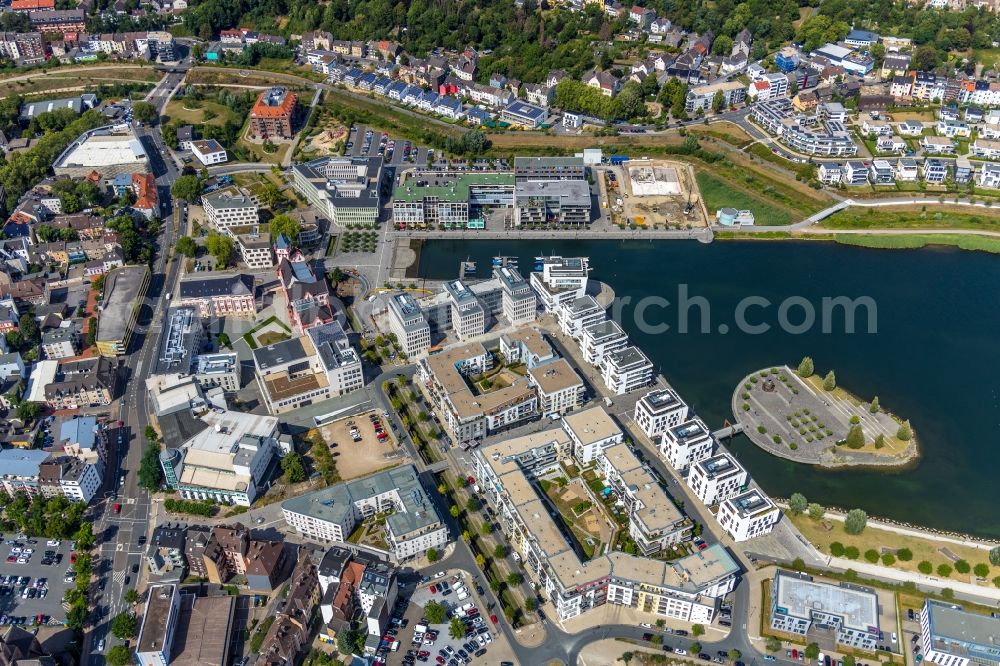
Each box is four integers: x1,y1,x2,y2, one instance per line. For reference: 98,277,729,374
731,363,919,469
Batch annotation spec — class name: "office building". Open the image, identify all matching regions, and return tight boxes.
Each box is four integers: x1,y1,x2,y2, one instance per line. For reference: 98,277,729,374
96,265,149,356
177,273,256,318
495,265,537,326
659,418,714,473
581,320,629,366
292,156,383,226
514,157,586,182
445,279,487,340
385,292,431,356
528,359,584,416
202,187,258,230
190,139,228,166
686,453,747,506
193,353,240,393
634,388,689,441
717,489,780,541
530,255,591,312
232,227,273,269
513,179,591,226
282,465,449,560
921,599,1000,666
600,346,654,395
419,341,537,443
136,584,182,666
392,172,514,229
771,570,880,651
136,582,236,666
249,87,297,140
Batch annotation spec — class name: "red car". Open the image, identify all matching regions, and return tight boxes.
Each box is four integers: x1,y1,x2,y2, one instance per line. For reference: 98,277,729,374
418,651,430,658
792,650,799,661
466,609,479,617
113,503,121,514
436,658,445,665
429,584,437,594
490,614,498,625
466,475,476,485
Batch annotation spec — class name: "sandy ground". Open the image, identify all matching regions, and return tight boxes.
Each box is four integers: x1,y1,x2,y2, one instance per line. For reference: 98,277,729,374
317,412,405,481
305,124,347,154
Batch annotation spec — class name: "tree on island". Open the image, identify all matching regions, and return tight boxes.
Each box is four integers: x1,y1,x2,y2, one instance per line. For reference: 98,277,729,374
788,493,808,515
844,424,865,449
844,508,868,535
897,420,913,441
797,356,814,377
870,396,880,413
873,434,886,449
823,370,837,391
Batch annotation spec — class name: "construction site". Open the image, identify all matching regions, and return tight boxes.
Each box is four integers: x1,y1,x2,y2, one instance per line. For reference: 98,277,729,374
606,159,708,228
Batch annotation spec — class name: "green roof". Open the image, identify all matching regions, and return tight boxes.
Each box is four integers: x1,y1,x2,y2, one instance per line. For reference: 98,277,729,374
394,172,514,203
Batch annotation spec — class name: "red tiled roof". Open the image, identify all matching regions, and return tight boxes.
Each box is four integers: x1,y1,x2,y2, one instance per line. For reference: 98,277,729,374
12,0,54,10
132,173,157,211
250,90,297,119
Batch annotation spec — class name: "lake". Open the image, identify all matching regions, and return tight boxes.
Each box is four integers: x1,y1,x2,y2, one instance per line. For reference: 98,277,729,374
416,239,1000,538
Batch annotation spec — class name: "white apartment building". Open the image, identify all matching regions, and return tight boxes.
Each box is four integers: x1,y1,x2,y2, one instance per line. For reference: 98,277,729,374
581,320,628,366
282,465,448,560
717,489,780,541
599,443,691,554
53,459,102,503
601,346,654,395
972,138,1000,159
561,406,623,463
558,295,606,339
495,265,537,326
634,388,689,441
190,139,229,166
528,359,584,416
686,453,748,506
979,162,1000,189
499,328,556,369
202,187,259,231
659,418,714,473
771,571,880,652
233,230,274,269
41,327,80,360
445,280,487,341
385,292,432,356
530,256,590,312
897,159,919,182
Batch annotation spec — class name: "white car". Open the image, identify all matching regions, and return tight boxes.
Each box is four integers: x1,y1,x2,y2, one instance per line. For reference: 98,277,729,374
676,650,688,656
16,558,27,565
97,639,105,651
46,540,60,547
433,571,446,579
640,623,653,628
22,549,32,555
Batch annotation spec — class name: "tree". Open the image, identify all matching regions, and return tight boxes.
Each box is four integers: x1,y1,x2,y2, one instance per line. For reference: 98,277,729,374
111,611,138,639
449,506,460,519
844,508,868,534
808,503,825,521
465,497,480,512
864,549,880,563
480,522,491,536
171,174,203,201
269,213,301,244
729,650,742,661
913,44,940,72
176,235,198,257
18,314,38,343
205,232,235,266
788,493,808,514
711,35,734,56
897,548,913,561
955,559,971,574
474,554,486,569
830,542,846,557
138,441,164,491
897,420,913,441
844,546,860,559
336,628,364,656
259,182,282,208
16,401,40,425
448,617,467,639
882,553,896,565
133,101,158,124
426,547,439,563
805,643,820,660
75,523,95,551
823,370,837,391
425,601,448,624
918,560,934,574
937,563,953,577
974,563,990,578
145,425,158,442
991,547,1000,566
844,424,865,449
843,656,856,666
106,645,132,666
711,89,725,113
765,637,782,653
494,544,506,558
690,642,702,655
873,434,886,449
525,597,537,612
124,588,139,605
797,356,814,377
691,623,705,637
281,452,306,483
507,572,522,586
870,396,880,413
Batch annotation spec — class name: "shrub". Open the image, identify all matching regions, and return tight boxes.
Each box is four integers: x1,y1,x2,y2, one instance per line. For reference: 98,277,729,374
844,508,868,534
937,563,953,577
844,546,860,559
955,559,971,574
897,548,913,561
864,549,880,563
974,563,990,578
882,553,896,566
918,561,933,574
830,542,846,557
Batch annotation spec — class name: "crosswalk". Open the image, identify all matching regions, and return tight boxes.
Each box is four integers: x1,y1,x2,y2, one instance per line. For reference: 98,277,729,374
113,570,127,587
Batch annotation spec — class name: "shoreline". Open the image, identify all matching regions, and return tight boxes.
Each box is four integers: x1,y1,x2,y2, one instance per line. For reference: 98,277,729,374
732,365,920,471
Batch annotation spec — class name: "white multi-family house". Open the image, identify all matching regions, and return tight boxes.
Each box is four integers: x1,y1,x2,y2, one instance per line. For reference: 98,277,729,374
557,296,606,339
600,347,653,396
920,136,955,154
937,120,971,138
896,159,919,181
634,388,688,441
861,118,892,136
717,490,781,542
658,418,714,473
687,453,748,507
897,120,923,136
979,162,1000,189
817,163,843,185
875,135,906,154
971,138,1000,159
562,406,623,463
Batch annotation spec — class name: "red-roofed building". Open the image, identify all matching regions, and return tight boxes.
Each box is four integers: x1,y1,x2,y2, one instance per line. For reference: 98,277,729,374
249,87,297,140
11,0,54,11
131,173,158,219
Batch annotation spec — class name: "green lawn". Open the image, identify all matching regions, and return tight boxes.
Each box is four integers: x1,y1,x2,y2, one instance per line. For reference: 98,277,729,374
696,170,797,226
974,48,1000,68
835,233,1000,254
822,206,1000,232
163,98,239,127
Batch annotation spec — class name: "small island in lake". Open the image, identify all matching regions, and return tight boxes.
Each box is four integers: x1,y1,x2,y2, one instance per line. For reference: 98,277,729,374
732,357,919,469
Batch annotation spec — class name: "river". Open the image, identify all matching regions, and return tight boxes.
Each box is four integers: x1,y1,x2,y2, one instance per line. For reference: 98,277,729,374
416,239,1000,539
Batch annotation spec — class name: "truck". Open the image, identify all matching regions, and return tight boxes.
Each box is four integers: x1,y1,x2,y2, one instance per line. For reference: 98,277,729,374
609,154,630,165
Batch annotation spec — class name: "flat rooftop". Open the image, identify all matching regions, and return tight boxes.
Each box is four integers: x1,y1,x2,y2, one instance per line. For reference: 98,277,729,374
528,358,582,395
725,489,777,519
606,345,651,370
97,265,148,343
394,172,514,203
641,387,685,412
774,571,879,633
424,341,536,420
668,419,711,444
562,406,621,445
695,453,745,480
56,127,148,168
925,600,1000,653
137,584,176,654
171,593,236,666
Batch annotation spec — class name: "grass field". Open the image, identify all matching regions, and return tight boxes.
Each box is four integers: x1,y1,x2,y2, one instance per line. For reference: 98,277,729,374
834,233,1000,254
163,98,240,127
0,67,160,98
822,205,1000,232
696,170,797,226
974,48,1000,68
788,512,1000,584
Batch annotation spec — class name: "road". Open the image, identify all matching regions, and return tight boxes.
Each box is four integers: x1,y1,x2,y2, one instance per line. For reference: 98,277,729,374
84,60,191,665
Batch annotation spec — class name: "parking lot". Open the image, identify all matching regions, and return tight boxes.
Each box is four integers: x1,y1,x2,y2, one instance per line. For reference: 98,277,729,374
0,535,77,626
386,570,503,666
346,125,430,167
